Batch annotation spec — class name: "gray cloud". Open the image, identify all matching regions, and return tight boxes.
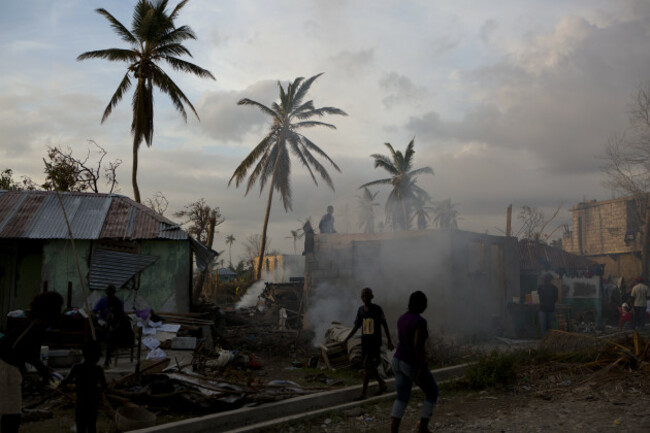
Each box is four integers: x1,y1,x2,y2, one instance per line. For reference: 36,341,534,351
196,80,279,143
329,49,375,76
407,12,650,175
480,19,498,44
379,72,429,108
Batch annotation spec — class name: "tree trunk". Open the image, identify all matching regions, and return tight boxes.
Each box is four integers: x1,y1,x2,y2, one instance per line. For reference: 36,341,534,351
192,214,217,306
132,140,141,203
255,142,284,280
256,183,274,280
641,198,650,280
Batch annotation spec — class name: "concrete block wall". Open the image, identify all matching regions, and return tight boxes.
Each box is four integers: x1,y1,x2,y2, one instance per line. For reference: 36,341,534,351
565,197,642,257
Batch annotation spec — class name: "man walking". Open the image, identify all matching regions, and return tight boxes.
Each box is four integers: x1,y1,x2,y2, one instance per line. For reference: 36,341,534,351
343,287,394,400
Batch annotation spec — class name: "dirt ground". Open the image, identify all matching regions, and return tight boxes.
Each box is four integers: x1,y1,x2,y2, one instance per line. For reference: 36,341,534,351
16,325,650,433
265,369,650,433
18,366,650,433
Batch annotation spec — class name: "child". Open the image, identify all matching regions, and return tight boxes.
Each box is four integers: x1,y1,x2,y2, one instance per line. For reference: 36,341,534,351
59,341,107,433
619,302,633,330
343,287,394,400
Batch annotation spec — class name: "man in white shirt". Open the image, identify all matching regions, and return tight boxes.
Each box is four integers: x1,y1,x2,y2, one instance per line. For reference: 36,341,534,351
630,277,649,329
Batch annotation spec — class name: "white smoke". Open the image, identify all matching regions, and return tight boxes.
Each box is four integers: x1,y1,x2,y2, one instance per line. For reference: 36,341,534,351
235,280,267,309
306,282,360,345
235,258,305,310
303,231,516,344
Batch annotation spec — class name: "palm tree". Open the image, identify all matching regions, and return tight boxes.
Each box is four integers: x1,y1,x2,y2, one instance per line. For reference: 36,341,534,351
225,234,236,267
360,138,433,231
78,0,215,203
357,187,380,233
229,73,346,280
286,228,304,254
411,191,433,230
432,198,460,229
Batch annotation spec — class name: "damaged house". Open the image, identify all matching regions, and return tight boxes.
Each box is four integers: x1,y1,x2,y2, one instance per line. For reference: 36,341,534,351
304,229,519,338
0,190,216,329
562,195,648,284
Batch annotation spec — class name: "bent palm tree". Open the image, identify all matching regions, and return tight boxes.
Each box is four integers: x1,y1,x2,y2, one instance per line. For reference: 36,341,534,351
230,73,346,280
78,0,215,202
360,138,433,231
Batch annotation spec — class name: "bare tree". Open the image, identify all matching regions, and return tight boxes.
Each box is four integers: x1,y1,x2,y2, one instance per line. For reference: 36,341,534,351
42,140,121,193
516,203,562,242
145,191,169,216
602,83,650,275
174,198,224,247
516,206,545,241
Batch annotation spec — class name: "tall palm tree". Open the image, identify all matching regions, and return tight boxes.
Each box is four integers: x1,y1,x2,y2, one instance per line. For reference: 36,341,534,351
433,198,460,229
229,73,346,280
360,138,433,231
78,0,215,203
357,187,380,233
225,234,236,267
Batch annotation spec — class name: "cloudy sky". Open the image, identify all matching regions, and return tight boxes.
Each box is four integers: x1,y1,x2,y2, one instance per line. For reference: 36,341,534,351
2,0,650,261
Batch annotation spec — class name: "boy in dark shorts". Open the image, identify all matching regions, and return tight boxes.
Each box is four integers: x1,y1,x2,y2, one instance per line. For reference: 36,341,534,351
343,287,394,399
59,341,107,433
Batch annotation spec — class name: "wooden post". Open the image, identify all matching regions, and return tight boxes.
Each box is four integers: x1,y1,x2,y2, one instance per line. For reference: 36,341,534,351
67,281,72,309
506,204,512,237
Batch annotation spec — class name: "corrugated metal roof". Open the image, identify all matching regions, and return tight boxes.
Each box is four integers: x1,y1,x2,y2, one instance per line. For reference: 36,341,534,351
519,240,594,273
89,248,158,290
0,190,190,241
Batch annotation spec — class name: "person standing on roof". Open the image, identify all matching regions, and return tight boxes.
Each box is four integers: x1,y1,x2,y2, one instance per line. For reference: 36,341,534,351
318,205,336,233
631,277,649,329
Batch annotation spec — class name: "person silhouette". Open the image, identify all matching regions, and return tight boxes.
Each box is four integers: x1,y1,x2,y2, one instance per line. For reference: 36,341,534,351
319,205,336,233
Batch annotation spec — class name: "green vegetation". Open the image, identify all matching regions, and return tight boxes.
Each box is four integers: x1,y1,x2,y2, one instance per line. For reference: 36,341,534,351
464,350,520,389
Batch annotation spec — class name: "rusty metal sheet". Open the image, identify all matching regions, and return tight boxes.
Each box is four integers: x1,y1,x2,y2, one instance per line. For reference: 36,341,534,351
100,197,132,239
1,193,46,238
0,190,195,243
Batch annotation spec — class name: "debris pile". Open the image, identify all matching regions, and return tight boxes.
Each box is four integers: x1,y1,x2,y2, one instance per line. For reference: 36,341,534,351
515,329,650,399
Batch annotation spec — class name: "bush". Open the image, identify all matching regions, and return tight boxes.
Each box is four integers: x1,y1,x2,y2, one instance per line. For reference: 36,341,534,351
464,350,520,390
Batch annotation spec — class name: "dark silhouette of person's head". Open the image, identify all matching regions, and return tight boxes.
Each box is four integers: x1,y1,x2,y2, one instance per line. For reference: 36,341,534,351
327,205,334,214
82,340,102,365
361,287,374,306
30,291,64,324
106,284,117,297
408,291,427,314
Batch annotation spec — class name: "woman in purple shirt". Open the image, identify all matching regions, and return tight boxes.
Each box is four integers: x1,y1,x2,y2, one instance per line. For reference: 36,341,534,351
391,291,438,433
